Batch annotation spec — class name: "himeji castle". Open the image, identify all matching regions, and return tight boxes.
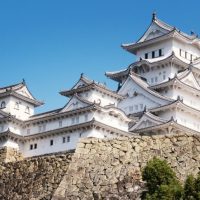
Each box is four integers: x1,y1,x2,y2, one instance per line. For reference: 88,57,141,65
1,13,200,157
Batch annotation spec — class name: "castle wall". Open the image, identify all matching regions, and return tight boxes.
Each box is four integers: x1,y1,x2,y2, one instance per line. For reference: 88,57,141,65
1,134,200,200
53,133,200,200
0,149,72,200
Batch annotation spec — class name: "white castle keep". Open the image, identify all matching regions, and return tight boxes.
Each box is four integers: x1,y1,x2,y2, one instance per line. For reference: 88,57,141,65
1,13,200,157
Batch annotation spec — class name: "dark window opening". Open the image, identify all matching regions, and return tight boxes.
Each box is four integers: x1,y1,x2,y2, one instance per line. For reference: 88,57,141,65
152,51,155,58
63,137,66,143
30,144,33,150
159,49,163,57
67,136,70,142
145,53,148,59
50,139,54,146
34,144,37,149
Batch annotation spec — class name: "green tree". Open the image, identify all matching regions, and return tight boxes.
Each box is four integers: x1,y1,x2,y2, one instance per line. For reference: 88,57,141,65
142,157,183,200
183,175,196,200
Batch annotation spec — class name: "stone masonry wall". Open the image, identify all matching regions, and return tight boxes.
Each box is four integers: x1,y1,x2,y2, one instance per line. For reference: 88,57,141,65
0,151,73,200
52,133,200,200
0,147,23,165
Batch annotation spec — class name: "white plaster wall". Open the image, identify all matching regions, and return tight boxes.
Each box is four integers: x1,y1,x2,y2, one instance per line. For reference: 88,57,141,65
161,87,200,110
23,128,118,157
80,90,119,107
118,95,159,115
172,40,200,63
23,112,94,136
136,40,173,61
1,96,34,120
93,111,129,131
3,139,20,149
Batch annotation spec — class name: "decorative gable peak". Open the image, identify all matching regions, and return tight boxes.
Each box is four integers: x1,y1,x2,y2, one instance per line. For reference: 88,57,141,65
0,80,43,107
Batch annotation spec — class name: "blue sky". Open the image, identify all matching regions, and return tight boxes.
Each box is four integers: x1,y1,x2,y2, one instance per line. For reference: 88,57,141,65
1,0,200,113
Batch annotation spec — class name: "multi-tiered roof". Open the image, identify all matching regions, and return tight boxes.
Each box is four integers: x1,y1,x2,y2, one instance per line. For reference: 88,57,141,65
107,13,200,135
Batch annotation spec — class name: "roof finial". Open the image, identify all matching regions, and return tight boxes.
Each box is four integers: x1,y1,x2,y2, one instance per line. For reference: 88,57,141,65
152,11,156,21
22,78,26,85
143,105,147,113
80,73,84,78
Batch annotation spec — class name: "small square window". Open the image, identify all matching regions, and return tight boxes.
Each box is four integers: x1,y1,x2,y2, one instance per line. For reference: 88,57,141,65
50,139,54,146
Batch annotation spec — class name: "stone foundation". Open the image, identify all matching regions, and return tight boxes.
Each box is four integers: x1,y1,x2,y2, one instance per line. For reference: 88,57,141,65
1,133,200,199
53,133,200,199
0,151,73,200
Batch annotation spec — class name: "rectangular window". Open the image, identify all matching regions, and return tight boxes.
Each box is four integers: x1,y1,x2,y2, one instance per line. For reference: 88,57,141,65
179,49,182,56
30,144,33,150
38,125,42,133
79,133,82,137
71,117,75,125
34,144,37,149
190,54,193,61
67,136,70,142
135,105,138,111
185,51,188,59
27,129,30,135
59,120,62,128
84,114,88,121
152,51,155,58
159,49,163,57
75,116,79,123
63,137,66,143
151,78,154,83
43,124,46,131
145,53,148,59
129,106,133,112
155,77,158,82
50,139,54,146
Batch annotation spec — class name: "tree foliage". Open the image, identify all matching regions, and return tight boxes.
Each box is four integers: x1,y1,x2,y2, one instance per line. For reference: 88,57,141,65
142,157,183,200
184,173,200,200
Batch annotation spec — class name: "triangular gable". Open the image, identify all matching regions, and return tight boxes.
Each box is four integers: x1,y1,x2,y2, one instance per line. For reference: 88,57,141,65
137,19,171,43
71,76,92,90
60,95,92,112
179,71,200,90
118,75,171,105
15,85,35,100
130,112,166,131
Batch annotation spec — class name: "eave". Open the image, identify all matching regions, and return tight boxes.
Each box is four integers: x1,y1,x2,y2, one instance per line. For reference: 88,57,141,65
25,119,130,141
135,120,200,135
150,77,200,96
122,30,200,55
150,100,200,117
106,53,188,83
60,83,123,100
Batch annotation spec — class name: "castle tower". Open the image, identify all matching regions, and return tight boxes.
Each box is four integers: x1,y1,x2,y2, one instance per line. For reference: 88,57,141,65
106,13,200,135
